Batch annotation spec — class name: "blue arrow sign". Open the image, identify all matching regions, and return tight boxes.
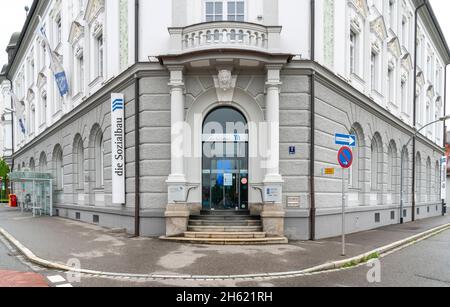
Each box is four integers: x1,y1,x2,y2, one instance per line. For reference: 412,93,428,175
335,134,356,147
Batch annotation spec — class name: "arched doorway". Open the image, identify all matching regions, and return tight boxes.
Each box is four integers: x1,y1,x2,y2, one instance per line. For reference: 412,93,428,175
202,107,249,211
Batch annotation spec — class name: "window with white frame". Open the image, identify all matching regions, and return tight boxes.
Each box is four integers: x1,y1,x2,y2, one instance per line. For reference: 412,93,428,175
389,0,395,29
349,30,358,75
95,132,104,188
75,53,84,94
94,34,104,78
401,17,408,48
54,145,64,191
388,66,395,104
55,15,62,46
205,0,245,22
40,92,47,126
30,104,36,135
401,78,407,113
371,51,380,92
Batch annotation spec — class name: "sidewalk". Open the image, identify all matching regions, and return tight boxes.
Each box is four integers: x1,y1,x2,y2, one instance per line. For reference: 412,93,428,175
0,270,48,287
0,205,449,277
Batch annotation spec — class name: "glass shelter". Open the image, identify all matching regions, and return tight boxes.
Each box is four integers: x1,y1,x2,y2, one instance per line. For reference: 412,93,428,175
9,172,53,217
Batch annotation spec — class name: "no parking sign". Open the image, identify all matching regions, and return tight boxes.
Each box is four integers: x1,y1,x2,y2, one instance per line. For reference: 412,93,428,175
338,146,353,169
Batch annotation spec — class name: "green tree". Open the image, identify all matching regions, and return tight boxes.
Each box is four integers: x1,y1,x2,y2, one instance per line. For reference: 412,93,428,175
0,159,10,201
0,159,10,181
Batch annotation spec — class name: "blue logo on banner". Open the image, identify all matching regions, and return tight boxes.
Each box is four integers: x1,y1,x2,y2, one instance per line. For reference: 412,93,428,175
19,119,26,134
112,99,124,112
55,71,69,97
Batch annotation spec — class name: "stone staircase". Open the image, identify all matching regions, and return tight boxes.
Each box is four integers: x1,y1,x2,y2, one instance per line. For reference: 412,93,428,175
161,210,288,245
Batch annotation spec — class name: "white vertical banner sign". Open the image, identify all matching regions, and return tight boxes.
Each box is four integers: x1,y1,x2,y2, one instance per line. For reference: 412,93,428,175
441,156,447,201
111,94,126,204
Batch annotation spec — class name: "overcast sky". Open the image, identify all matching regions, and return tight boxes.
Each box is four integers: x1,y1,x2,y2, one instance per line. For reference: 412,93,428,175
0,0,449,112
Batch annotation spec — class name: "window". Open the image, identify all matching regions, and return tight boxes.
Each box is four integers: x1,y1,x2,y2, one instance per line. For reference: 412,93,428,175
206,1,224,21
401,17,408,47
30,105,36,134
54,145,64,190
426,158,432,201
95,132,104,188
74,136,85,190
96,35,104,78
227,1,245,21
39,152,47,173
30,158,35,172
401,79,407,113
415,153,422,202
348,127,362,190
350,31,357,74
371,141,378,190
371,51,379,91
76,54,84,94
205,1,245,22
388,143,397,192
388,67,395,104
41,92,47,126
389,0,395,28
56,15,62,45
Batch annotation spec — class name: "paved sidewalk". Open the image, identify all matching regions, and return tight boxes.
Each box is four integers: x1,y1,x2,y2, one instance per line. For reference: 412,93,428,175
0,270,48,287
0,205,449,276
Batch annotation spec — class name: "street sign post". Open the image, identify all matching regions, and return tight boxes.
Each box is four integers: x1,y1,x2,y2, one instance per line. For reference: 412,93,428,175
337,146,353,257
335,134,356,147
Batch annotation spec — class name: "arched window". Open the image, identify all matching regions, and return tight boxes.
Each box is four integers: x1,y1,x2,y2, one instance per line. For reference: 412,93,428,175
29,158,35,172
73,135,85,190
435,161,440,201
95,131,104,188
348,124,364,190
387,141,398,192
426,158,432,202
401,147,410,203
415,153,422,203
53,145,64,190
371,134,382,191
39,152,47,173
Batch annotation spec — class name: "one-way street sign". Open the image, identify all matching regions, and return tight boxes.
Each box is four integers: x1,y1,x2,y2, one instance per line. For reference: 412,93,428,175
335,134,356,147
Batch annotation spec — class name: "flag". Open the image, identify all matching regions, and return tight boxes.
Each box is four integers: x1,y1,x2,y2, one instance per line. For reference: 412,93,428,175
36,16,69,97
7,90,26,135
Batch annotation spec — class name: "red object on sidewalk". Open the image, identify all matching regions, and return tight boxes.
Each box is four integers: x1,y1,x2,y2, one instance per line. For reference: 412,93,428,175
9,194,17,208
0,270,48,287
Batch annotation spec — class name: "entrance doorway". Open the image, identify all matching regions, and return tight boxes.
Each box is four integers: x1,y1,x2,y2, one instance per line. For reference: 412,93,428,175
202,107,249,211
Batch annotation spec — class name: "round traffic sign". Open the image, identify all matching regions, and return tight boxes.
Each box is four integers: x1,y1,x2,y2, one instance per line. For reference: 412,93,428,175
338,147,353,169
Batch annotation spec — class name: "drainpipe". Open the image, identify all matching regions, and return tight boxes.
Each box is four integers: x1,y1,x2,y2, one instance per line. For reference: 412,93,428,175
444,64,448,216
411,2,427,222
309,0,316,241
134,0,141,237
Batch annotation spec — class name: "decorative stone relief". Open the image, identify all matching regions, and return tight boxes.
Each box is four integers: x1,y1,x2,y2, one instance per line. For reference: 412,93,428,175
213,69,237,103
388,36,402,58
349,0,368,18
85,0,105,25
324,0,335,68
119,0,129,70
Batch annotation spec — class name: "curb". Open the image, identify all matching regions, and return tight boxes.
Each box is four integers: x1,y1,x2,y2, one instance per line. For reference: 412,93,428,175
1,222,449,281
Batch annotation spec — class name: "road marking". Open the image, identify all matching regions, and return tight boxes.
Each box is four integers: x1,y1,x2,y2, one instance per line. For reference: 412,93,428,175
56,283,74,288
47,275,66,283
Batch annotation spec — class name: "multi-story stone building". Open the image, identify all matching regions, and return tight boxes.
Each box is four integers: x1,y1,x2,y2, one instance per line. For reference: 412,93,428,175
0,0,448,241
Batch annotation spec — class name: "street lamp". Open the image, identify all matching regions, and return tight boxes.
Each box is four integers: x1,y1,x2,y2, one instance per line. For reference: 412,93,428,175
399,115,450,224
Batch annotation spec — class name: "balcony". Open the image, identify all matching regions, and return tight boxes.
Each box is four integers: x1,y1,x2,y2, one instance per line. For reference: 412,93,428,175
168,21,282,55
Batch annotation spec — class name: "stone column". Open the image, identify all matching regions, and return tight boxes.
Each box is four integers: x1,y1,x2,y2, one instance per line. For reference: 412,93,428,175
165,66,189,237
261,65,285,237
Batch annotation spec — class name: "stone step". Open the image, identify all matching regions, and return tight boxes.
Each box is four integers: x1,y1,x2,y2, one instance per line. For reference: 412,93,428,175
160,236,289,245
184,232,267,239
200,210,251,216
189,220,262,227
190,215,261,221
187,225,263,233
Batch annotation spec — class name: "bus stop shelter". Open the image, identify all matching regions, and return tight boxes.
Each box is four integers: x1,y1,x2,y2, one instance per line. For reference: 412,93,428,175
9,172,53,217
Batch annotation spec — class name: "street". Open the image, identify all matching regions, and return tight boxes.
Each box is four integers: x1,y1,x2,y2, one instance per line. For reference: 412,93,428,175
1,226,448,287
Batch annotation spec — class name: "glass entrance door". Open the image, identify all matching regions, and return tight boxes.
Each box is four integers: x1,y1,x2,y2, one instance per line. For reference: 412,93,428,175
202,107,249,211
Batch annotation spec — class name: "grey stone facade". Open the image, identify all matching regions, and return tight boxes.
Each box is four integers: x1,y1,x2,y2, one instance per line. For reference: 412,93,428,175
12,61,444,240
